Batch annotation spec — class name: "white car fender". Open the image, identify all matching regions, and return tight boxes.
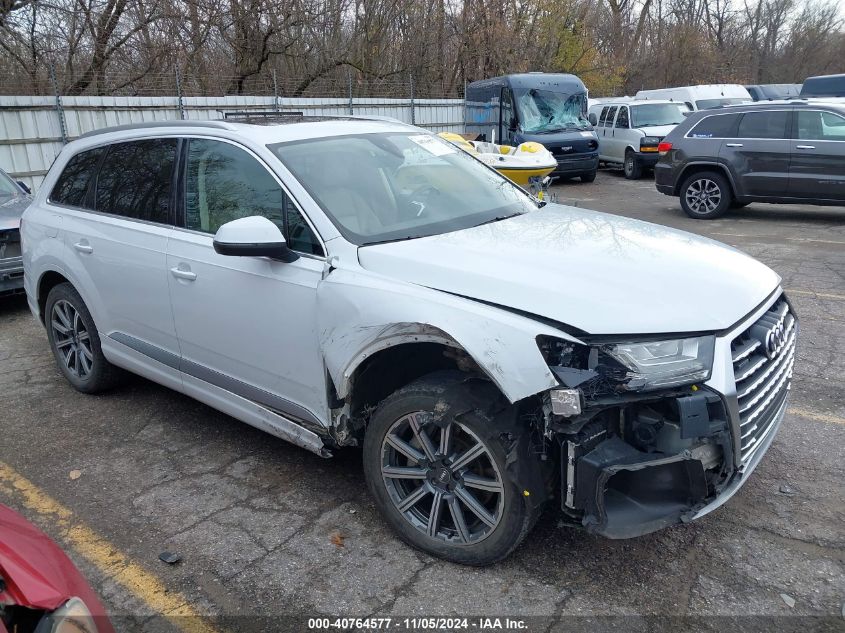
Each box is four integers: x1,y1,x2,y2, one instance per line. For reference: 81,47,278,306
317,267,581,404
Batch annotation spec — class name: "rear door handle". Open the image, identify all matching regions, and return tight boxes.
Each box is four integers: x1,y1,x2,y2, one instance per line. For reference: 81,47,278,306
725,143,743,147
795,145,815,150
73,241,93,254
170,266,197,281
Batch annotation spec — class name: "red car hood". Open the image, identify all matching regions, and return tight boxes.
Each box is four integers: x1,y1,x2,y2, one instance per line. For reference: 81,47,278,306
0,505,112,631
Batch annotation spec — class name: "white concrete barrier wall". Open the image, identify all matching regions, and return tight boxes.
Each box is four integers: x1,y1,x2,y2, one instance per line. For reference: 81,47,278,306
0,95,465,191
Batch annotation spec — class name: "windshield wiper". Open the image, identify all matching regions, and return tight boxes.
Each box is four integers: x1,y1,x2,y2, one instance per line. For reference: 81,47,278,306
360,235,422,246
473,213,522,227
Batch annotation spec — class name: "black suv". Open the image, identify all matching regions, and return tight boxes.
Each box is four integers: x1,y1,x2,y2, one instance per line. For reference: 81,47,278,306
654,102,845,219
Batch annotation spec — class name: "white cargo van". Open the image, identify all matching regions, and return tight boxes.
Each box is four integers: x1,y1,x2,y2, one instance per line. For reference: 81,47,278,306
587,99,689,179
635,84,752,111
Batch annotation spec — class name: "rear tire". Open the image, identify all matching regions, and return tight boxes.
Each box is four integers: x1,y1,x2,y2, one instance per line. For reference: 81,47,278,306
580,171,597,183
363,371,540,565
45,283,124,393
624,150,642,180
679,170,732,219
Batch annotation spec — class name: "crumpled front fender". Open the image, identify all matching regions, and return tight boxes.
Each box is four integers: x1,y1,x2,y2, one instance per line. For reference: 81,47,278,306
317,267,577,404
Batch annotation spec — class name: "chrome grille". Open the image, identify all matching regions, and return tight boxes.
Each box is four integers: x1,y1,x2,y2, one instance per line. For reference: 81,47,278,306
731,296,796,463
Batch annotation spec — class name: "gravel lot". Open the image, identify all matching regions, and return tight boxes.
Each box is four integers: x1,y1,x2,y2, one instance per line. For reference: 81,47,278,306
1,168,843,632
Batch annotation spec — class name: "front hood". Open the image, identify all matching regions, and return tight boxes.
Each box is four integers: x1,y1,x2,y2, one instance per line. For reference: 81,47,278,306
357,205,780,335
0,195,30,231
637,124,677,137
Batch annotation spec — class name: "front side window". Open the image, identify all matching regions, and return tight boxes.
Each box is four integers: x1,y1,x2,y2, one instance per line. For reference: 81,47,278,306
615,107,629,128
631,103,688,127
185,138,322,255
501,88,514,129
270,132,536,246
688,113,741,138
796,110,845,141
95,139,176,223
516,90,589,133
49,147,105,208
736,111,788,139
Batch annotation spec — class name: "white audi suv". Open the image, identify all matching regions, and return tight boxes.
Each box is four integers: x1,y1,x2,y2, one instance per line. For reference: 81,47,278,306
22,117,796,564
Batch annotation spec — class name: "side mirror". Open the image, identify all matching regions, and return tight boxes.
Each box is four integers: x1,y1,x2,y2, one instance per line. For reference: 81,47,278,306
588,113,598,126
16,181,31,194
212,216,298,262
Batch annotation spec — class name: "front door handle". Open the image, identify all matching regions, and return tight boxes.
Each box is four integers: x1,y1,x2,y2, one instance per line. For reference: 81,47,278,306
795,145,815,150
73,241,93,254
170,266,197,281
725,143,744,147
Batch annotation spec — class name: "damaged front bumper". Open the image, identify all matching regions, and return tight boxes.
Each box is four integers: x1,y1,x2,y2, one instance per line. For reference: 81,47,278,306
561,391,789,539
543,291,795,539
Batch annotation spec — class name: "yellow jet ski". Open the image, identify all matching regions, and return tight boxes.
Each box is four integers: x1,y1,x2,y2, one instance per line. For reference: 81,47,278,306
438,132,557,186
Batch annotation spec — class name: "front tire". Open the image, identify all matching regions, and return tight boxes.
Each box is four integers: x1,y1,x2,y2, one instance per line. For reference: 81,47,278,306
363,371,539,565
45,283,123,393
679,170,732,219
623,150,642,180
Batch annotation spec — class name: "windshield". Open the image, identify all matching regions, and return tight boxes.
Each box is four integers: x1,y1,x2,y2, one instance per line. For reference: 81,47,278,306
270,133,536,246
0,171,21,200
695,98,750,110
631,103,688,127
517,89,589,133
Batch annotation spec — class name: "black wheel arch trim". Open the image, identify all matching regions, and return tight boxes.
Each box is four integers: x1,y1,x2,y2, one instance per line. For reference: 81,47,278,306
674,161,738,197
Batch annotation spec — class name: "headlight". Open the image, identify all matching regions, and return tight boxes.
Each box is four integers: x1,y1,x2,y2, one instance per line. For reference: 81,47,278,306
604,335,715,391
36,597,99,633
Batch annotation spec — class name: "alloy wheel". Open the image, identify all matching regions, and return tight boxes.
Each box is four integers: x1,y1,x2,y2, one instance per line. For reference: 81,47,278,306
624,155,634,176
685,178,722,215
51,299,93,378
380,412,504,544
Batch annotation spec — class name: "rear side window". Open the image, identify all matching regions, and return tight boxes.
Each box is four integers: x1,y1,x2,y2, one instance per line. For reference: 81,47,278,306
736,111,788,139
687,113,740,138
184,138,323,256
604,106,618,127
95,139,177,223
598,106,610,126
50,148,104,208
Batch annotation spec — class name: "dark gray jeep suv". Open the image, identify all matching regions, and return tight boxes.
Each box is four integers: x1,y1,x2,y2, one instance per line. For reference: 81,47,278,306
654,101,845,219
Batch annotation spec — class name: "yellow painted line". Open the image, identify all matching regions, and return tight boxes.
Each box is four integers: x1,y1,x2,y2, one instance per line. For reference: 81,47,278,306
784,288,845,301
788,408,845,425
0,462,224,633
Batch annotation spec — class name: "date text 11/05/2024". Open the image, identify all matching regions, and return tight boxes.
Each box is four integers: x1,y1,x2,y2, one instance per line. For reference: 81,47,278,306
307,617,529,630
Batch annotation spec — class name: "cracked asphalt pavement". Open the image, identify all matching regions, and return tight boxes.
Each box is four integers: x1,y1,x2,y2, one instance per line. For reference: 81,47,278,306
0,168,843,631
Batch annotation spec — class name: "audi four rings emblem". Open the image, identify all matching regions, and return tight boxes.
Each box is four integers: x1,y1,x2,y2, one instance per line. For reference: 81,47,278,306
765,322,786,359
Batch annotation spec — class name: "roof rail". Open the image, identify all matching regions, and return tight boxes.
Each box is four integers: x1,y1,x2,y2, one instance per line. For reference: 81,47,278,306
78,120,236,139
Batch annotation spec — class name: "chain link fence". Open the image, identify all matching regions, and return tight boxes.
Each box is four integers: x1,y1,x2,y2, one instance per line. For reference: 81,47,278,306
0,65,467,191
0,65,466,99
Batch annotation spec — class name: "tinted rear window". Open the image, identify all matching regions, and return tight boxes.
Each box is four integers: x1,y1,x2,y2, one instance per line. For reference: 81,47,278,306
687,113,740,138
736,111,788,139
50,148,104,208
95,139,177,223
